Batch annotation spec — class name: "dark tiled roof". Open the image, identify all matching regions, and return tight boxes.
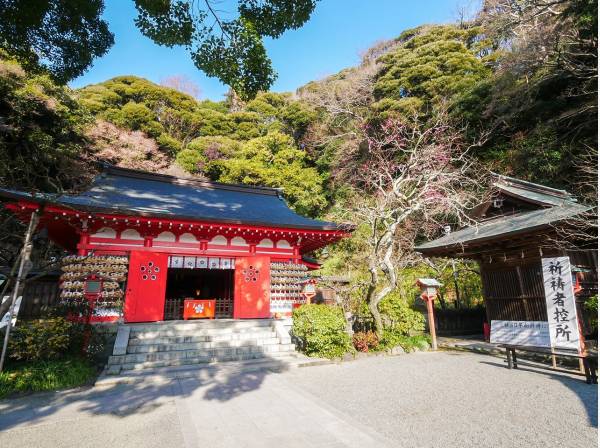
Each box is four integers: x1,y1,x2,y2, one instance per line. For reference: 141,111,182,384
0,166,344,231
492,173,577,206
416,203,590,253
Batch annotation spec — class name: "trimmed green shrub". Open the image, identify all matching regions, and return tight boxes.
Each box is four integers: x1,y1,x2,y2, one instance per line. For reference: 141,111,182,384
103,101,164,137
67,322,108,361
379,290,425,335
379,332,431,352
8,318,72,361
292,304,352,359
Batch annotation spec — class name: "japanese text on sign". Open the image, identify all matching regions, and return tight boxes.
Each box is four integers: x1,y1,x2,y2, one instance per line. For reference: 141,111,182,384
490,320,551,347
542,257,580,350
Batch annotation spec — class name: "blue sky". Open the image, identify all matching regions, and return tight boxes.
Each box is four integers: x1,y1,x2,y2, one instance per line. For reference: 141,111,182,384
71,0,464,100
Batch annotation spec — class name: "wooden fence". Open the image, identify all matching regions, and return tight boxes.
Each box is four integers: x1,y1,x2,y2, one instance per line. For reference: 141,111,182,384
353,306,486,336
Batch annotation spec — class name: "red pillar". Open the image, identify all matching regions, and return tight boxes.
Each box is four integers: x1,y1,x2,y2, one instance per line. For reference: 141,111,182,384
77,231,90,256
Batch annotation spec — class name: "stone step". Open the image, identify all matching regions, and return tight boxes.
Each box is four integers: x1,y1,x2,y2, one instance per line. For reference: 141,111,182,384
98,355,317,383
109,343,296,365
129,329,277,341
112,350,301,373
127,337,282,353
126,319,273,332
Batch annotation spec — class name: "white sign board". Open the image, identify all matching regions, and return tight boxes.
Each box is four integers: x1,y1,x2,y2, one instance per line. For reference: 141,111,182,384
490,320,551,347
542,256,581,350
270,300,293,315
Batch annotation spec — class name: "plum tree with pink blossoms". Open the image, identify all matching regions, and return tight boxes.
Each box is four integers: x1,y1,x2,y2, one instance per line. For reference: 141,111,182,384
345,112,488,336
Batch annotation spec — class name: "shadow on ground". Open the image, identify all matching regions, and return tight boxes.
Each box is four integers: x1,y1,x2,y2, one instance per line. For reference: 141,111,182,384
0,355,289,431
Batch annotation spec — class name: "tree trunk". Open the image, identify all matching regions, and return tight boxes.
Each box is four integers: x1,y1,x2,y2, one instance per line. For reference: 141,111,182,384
365,225,399,338
369,286,391,337
365,261,382,335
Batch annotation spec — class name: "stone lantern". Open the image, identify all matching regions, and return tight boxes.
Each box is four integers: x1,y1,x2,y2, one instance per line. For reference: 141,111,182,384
416,278,442,350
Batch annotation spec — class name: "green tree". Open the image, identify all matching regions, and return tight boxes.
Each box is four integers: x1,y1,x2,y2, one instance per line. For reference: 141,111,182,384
175,148,204,173
455,0,598,189
0,52,91,191
176,136,242,173
373,25,495,116
0,1,320,99
187,136,242,157
207,132,327,216
103,102,164,137
0,0,114,83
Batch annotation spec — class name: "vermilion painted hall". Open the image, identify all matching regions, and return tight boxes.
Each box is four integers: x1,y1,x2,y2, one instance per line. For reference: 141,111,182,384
0,165,351,323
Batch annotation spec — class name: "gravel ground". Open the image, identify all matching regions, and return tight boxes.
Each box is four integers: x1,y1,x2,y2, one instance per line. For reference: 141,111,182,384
0,351,596,447
285,351,598,448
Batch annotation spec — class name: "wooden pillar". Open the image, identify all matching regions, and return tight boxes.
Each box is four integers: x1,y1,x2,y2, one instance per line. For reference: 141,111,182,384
77,232,89,256
426,298,438,351
478,260,493,325
77,219,90,255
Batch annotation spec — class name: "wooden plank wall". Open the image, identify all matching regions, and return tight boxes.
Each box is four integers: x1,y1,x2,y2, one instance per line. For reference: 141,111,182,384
480,250,598,335
481,261,547,322
19,279,60,319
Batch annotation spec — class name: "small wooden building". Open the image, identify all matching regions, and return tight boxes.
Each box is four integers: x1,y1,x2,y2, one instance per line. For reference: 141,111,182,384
416,175,597,334
0,165,351,322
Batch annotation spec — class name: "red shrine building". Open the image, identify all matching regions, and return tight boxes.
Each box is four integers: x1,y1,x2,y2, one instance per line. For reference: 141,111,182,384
0,165,351,323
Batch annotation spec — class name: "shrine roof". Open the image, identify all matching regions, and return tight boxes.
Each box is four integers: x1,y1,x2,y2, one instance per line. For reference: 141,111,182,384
0,165,348,232
492,174,578,207
415,202,590,256
415,175,594,257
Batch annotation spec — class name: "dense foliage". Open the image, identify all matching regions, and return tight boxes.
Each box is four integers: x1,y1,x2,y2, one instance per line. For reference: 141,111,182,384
0,0,596,341
0,0,113,83
292,304,352,359
0,52,92,192
457,0,598,189
0,357,96,398
0,0,319,99
585,294,597,332
78,77,325,215
7,318,72,362
378,290,425,336
378,333,431,352
373,25,495,117
0,313,107,396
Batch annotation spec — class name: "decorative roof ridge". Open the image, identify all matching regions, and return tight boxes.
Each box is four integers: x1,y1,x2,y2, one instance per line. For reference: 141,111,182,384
491,172,576,201
475,203,588,226
99,163,284,197
415,202,591,251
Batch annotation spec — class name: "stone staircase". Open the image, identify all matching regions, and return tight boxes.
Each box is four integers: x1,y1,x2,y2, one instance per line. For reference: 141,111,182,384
105,319,298,374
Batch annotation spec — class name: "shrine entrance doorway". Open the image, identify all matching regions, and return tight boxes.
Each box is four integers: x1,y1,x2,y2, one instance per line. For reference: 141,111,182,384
164,256,235,320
